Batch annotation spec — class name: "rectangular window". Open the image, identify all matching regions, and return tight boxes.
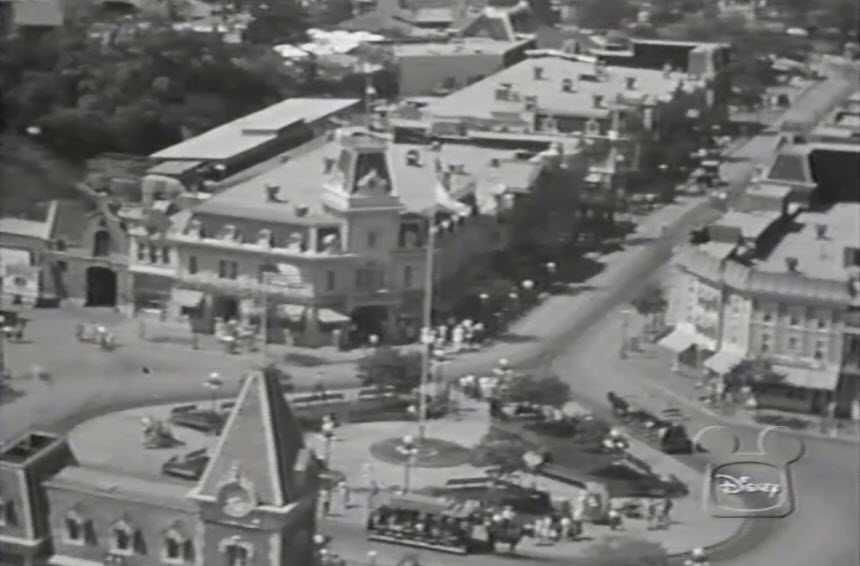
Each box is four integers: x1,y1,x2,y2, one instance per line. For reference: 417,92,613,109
228,261,238,280
65,518,81,542
326,270,336,291
189,256,198,275
790,315,800,326
218,260,228,278
367,231,378,249
137,243,146,262
403,266,413,288
149,245,159,264
161,247,170,264
788,337,798,350
815,340,825,360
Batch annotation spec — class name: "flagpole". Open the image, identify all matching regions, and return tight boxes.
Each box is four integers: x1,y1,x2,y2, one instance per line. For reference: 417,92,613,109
418,213,436,442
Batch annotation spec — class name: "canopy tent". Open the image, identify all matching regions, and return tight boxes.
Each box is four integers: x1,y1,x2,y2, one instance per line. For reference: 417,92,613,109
704,349,745,375
317,308,351,324
771,364,841,391
171,289,204,308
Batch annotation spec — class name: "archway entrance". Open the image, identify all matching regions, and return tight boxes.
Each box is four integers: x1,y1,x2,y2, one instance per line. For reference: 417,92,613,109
86,267,117,306
350,305,389,344
212,295,240,321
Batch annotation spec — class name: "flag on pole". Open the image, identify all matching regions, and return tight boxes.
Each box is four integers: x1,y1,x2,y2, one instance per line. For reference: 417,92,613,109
433,180,471,217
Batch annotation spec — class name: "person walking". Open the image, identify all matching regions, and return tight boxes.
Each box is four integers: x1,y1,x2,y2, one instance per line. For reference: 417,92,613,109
646,499,659,530
559,516,572,541
320,489,331,516
659,496,674,530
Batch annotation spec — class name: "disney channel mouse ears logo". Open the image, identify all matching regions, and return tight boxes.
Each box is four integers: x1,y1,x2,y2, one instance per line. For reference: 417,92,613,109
696,425,804,518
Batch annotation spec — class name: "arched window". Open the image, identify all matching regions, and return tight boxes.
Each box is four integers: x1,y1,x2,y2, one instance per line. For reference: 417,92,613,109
219,536,254,566
111,519,139,555
163,526,194,564
64,508,93,545
93,230,111,257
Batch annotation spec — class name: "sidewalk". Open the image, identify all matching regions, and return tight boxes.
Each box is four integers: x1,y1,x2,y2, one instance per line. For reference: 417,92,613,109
618,324,860,444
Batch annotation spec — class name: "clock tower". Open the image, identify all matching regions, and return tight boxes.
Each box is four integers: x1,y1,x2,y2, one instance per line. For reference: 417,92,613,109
188,370,320,566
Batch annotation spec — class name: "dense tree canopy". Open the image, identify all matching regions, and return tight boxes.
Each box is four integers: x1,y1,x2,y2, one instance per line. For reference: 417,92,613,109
357,346,423,391
573,0,637,30
0,22,308,160
505,373,571,407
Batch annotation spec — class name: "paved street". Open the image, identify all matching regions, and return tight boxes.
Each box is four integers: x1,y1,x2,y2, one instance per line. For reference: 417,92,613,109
1,125,857,565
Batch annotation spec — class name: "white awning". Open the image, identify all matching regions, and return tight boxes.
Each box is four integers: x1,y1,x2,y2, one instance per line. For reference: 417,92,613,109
658,324,696,353
0,247,31,276
277,304,306,321
704,349,745,375
771,364,841,391
317,308,350,324
171,288,204,308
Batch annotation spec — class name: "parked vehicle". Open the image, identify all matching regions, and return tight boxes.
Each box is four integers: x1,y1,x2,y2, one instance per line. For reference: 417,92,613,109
162,448,209,480
169,405,227,435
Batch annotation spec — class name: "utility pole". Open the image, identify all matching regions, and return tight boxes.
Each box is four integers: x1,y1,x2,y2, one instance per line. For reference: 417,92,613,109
418,219,437,442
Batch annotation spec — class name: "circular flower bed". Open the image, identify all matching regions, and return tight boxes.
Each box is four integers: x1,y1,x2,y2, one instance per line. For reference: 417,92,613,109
369,437,471,468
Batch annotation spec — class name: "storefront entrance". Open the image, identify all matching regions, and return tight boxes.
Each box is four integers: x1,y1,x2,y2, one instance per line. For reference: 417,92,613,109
85,267,117,306
213,295,240,321
351,305,389,344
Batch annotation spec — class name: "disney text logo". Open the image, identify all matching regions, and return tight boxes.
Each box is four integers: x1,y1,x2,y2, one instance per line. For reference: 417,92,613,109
715,474,782,498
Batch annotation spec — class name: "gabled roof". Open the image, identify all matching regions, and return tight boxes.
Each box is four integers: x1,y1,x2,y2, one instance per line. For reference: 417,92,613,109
191,370,305,508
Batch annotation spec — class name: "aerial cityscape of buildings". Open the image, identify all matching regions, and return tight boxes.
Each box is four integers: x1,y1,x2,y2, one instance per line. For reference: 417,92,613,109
1,0,859,565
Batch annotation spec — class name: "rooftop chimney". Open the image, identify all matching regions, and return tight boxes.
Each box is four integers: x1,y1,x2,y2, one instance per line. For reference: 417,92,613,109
294,205,309,217
592,94,604,108
323,157,336,173
626,76,636,90
266,184,281,203
533,65,544,80
815,224,828,239
785,257,799,272
490,157,501,167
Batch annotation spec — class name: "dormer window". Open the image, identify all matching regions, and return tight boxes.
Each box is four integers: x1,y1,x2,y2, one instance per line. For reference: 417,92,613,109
163,526,194,564
111,519,142,556
219,537,254,566
64,509,91,545
0,497,16,526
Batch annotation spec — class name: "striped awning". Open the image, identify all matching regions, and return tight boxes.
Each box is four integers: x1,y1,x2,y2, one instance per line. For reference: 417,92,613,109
704,349,745,375
317,308,350,324
171,289,204,308
277,304,306,321
771,364,841,391
658,324,696,353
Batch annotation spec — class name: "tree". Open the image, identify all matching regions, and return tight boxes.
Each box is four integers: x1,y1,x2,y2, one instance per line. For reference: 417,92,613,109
357,347,423,392
505,373,571,407
574,0,637,30
631,284,667,330
470,428,538,474
244,0,309,45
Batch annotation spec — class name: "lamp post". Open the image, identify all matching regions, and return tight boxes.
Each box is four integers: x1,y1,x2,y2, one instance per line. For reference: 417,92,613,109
619,309,632,359
478,293,490,327
203,372,222,416
418,328,435,440
521,279,535,305
321,416,335,469
399,435,418,492
544,262,557,292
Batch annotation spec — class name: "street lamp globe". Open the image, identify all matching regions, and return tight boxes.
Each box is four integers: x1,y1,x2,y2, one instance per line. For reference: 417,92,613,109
313,534,326,546
478,292,490,301
545,261,557,273
508,292,519,300
522,279,534,290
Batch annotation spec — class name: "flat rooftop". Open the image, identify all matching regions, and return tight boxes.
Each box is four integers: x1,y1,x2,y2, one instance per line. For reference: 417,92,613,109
192,133,543,224
151,98,359,161
715,210,779,239
757,203,860,281
424,55,696,120
67,404,220,485
393,37,529,57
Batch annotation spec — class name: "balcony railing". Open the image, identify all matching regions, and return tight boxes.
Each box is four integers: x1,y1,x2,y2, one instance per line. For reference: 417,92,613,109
179,272,315,299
